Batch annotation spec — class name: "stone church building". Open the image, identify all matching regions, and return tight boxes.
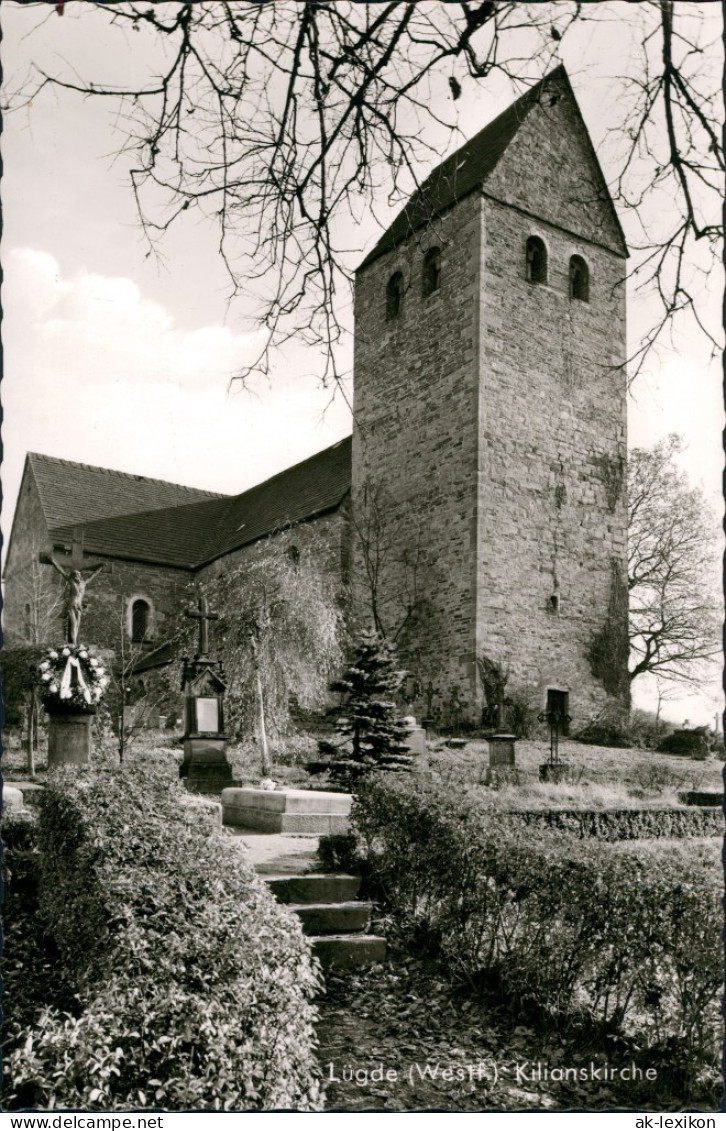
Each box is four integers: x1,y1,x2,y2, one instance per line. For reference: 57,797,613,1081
4,67,629,728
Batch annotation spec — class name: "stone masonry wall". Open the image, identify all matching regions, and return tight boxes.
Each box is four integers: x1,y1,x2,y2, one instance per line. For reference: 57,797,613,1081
477,197,627,725
476,86,628,726
352,79,628,727
353,191,484,715
79,558,193,656
3,469,63,644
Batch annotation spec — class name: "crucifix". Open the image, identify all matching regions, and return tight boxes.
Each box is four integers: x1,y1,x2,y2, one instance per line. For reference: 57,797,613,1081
39,528,106,646
185,592,218,658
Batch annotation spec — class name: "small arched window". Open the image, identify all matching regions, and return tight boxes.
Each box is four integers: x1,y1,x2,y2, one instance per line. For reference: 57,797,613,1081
287,544,300,566
24,602,32,639
422,247,441,297
386,271,404,320
525,236,547,285
131,598,151,643
569,255,589,302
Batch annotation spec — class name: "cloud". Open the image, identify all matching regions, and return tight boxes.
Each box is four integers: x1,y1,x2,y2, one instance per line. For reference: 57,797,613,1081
2,249,352,539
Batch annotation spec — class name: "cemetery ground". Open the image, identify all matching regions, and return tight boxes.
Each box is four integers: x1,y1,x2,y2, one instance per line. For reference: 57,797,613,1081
2,728,723,1112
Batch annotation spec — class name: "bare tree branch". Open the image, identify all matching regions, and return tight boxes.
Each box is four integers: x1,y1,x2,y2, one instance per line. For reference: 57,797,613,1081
4,1,722,383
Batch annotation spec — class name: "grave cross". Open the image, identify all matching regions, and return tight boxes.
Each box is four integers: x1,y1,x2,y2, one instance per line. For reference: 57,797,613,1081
39,528,106,645
537,707,572,766
185,593,219,657
424,681,440,718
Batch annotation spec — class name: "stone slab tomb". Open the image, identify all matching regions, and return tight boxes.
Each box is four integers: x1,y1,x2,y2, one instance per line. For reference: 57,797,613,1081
222,787,352,835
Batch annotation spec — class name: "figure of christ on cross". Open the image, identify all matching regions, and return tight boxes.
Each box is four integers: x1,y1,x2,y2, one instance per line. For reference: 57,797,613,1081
39,529,106,646
185,592,219,658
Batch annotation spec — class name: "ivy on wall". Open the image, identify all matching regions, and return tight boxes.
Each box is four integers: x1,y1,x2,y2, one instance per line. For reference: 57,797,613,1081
587,559,630,702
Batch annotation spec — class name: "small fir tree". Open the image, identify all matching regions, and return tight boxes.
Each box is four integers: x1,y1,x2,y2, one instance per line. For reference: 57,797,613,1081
328,632,412,785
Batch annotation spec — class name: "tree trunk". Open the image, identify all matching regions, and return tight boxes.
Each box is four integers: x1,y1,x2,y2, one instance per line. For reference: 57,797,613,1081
26,689,37,779
250,633,271,777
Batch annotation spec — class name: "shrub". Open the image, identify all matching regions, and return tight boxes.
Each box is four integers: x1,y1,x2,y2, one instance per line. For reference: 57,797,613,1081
627,708,674,750
351,776,722,1085
3,764,322,1111
657,728,710,758
572,718,632,748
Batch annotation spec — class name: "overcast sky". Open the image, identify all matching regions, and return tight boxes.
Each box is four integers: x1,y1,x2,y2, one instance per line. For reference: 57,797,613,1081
2,2,723,723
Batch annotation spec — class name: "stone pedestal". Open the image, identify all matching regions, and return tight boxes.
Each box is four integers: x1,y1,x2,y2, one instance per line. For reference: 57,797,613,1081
487,733,517,768
222,787,352,834
483,733,517,786
47,712,92,767
180,737,234,793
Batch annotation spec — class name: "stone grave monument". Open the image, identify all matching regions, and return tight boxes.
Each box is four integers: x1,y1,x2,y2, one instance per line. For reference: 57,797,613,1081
179,593,234,793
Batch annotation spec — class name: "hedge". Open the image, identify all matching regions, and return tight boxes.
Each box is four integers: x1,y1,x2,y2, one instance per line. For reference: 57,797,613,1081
497,806,723,840
349,776,722,1077
3,765,322,1112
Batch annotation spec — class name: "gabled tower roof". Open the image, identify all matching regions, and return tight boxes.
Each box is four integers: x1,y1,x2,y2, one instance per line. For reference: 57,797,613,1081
359,65,626,268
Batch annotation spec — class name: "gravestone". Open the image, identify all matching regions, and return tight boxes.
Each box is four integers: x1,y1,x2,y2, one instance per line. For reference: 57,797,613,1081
179,594,234,793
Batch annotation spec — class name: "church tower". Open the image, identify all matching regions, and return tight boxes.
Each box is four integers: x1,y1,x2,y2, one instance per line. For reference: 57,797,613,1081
351,67,629,727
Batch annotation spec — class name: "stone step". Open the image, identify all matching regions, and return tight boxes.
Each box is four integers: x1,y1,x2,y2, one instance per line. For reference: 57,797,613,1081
311,933,387,969
264,873,361,905
288,901,372,935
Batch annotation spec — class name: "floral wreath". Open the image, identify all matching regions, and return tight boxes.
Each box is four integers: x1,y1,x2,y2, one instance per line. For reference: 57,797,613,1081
38,645,109,713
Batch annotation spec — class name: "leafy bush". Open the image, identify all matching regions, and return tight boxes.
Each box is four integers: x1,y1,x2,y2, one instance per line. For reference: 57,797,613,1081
3,764,322,1111
1,646,45,726
351,776,721,1086
497,806,722,840
627,709,674,750
657,728,710,758
317,831,362,873
572,718,632,748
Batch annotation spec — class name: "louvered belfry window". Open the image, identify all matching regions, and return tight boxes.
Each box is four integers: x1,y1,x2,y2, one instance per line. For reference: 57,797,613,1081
525,236,547,285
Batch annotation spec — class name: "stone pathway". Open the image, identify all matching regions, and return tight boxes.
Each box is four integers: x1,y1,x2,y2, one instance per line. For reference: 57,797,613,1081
224,828,322,874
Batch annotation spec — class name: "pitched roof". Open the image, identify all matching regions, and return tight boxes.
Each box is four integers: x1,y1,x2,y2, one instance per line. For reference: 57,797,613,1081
27,452,226,533
209,435,352,562
359,65,625,268
52,437,352,570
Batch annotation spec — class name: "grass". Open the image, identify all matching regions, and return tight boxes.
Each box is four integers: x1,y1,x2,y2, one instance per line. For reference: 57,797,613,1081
4,727,722,813
423,737,722,808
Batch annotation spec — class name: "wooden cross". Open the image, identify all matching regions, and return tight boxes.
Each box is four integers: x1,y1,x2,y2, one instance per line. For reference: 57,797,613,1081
185,592,218,657
39,528,106,645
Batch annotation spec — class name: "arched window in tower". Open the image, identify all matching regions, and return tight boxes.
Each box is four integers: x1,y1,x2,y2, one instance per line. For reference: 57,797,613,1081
422,247,441,297
131,598,151,643
569,255,589,302
525,236,547,285
386,271,404,320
